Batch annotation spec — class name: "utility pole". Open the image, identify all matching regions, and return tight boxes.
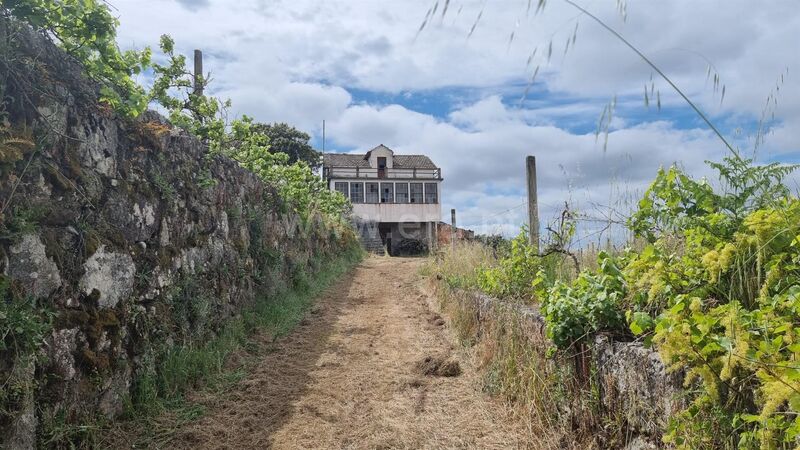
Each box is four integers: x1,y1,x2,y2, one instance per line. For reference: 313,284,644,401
193,49,203,96
450,208,457,251
526,156,539,252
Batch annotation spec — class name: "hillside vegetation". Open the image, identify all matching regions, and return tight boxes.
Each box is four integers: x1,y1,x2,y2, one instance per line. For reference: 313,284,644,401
429,155,800,449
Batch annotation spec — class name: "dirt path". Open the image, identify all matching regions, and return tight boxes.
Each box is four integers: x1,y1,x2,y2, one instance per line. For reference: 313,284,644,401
166,257,532,449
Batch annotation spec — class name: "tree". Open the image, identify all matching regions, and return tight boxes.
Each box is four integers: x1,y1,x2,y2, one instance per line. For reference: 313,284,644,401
250,122,321,169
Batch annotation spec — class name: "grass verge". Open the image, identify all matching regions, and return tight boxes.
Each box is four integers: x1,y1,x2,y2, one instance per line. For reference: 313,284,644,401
99,245,363,448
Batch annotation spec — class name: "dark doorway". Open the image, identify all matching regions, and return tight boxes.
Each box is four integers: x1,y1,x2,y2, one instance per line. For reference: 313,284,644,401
378,223,392,255
377,157,387,178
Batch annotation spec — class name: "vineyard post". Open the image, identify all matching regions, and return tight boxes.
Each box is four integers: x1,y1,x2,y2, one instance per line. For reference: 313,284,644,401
193,49,203,96
526,156,540,252
451,208,457,251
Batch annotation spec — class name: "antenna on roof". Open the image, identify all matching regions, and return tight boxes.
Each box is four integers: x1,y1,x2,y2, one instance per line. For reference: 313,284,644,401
322,120,326,153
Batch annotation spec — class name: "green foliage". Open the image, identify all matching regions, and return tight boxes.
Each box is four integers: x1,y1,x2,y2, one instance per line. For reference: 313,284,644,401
149,35,230,148
631,154,797,242
651,200,800,449
0,276,51,422
539,251,627,349
0,276,50,359
5,7,351,226
3,0,152,117
146,38,350,223
229,118,350,221
456,154,799,448
250,122,320,169
0,203,48,239
565,156,799,448
477,227,540,299
474,233,510,254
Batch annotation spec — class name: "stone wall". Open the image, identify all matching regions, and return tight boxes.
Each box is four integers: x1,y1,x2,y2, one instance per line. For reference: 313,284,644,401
0,18,357,447
457,290,683,449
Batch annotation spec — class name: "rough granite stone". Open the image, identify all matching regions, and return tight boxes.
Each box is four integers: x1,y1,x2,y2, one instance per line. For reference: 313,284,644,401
79,245,135,308
49,328,79,381
8,234,62,299
595,334,684,440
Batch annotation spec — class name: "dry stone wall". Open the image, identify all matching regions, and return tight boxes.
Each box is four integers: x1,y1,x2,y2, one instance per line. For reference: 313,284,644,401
461,291,683,449
0,18,356,447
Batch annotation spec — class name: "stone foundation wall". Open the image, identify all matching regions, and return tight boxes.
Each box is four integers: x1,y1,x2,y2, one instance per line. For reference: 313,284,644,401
0,18,357,447
457,290,683,449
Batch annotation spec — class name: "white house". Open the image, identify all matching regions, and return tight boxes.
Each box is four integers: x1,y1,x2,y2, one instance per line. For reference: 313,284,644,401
323,144,442,254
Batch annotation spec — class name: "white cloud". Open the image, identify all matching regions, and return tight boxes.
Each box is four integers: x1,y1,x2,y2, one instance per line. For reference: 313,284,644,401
110,0,800,238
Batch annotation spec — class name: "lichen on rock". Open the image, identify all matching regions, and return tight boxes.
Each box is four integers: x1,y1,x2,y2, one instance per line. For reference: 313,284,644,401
8,234,62,299
78,245,135,309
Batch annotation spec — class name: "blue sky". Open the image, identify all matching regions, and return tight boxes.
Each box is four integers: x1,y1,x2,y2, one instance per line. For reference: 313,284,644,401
112,0,800,240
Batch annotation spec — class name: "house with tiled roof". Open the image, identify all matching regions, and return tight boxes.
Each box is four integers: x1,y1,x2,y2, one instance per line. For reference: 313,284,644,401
323,144,442,254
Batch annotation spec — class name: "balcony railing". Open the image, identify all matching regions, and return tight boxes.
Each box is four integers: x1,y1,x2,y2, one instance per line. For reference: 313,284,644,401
323,167,442,180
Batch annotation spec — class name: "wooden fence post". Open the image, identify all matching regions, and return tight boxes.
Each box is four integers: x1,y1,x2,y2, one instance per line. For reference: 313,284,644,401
193,49,203,96
526,156,539,252
450,208,457,251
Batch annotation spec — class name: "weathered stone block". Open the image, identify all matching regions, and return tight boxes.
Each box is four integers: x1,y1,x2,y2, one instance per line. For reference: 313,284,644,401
8,234,62,299
79,246,135,308
594,335,684,441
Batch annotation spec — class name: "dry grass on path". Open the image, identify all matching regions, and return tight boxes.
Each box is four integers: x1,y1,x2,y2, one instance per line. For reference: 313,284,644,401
120,256,538,449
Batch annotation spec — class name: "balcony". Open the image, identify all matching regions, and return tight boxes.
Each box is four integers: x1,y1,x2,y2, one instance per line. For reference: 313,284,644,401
323,166,442,180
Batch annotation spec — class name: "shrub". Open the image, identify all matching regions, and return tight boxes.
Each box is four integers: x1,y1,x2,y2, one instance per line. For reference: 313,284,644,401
539,251,627,349
477,228,540,300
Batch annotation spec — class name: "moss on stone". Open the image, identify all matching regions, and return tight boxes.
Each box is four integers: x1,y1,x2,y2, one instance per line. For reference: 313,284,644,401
40,205,78,227
79,348,110,372
86,309,119,344
83,231,101,257
86,288,101,305
92,222,126,250
157,245,178,268
63,142,83,179
42,164,74,192
55,310,91,329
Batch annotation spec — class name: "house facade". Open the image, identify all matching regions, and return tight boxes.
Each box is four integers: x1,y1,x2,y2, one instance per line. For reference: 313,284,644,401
323,144,442,254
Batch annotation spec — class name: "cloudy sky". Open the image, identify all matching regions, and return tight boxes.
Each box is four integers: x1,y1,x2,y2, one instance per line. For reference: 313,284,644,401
111,0,800,242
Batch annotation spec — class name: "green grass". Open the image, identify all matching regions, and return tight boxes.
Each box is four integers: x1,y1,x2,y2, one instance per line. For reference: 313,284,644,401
101,244,363,447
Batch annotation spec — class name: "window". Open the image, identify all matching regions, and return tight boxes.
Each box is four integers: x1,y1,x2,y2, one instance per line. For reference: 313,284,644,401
410,183,423,204
380,183,394,203
365,182,379,203
350,182,364,203
395,183,409,203
424,183,438,204
334,182,348,198
377,157,387,179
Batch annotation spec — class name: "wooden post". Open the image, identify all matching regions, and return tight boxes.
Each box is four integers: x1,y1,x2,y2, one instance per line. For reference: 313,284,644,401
526,156,539,252
450,208,457,251
193,49,203,96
